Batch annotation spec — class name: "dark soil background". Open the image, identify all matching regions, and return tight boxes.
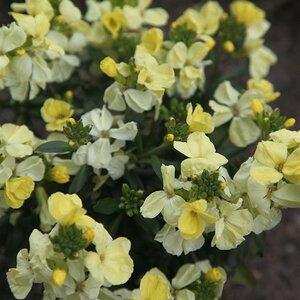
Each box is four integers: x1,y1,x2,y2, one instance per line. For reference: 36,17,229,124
1,0,300,299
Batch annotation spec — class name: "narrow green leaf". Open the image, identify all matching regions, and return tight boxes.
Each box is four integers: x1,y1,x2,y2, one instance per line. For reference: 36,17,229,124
150,155,162,180
68,165,90,193
36,141,73,153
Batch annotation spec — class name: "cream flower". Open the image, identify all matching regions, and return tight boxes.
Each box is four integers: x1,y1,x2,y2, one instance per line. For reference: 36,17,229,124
209,81,263,147
0,124,34,158
140,164,185,226
84,223,133,285
167,41,210,98
212,199,253,250
0,23,26,70
174,132,227,177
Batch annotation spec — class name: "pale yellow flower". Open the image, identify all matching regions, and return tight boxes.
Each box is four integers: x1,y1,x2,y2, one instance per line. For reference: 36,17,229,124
84,223,133,285
4,176,35,208
230,1,265,27
178,199,217,240
174,132,227,177
247,79,280,102
250,141,300,186
41,98,74,131
133,273,171,300
141,28,163,55
186,102,214,133
48,192,95,228
101,7,127,39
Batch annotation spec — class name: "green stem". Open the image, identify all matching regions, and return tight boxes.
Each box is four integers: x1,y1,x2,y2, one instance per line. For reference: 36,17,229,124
139,142,171,158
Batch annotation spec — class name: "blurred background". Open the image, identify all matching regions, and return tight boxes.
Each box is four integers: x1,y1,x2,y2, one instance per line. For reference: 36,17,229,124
0,0,300,299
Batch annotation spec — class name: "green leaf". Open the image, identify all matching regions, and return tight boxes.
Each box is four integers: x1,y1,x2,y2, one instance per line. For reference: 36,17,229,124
134,214,160,234
149,155,162,181
68,165,90,193
232,261,257,288
35,141,73,153
93,197,120,215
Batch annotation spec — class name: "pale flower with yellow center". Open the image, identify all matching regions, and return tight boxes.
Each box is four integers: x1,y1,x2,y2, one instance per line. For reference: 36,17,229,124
4,176,35,208
174,132,228,178
48,192,95,228
178,199,217,240
84,223,133,285
186,102,214,133
41,98,74,132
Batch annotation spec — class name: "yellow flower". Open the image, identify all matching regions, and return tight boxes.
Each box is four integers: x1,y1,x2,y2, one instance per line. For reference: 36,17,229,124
251,98,263,114
41,98,74,132
100,57,118,78
186,103,214,133
4,176,35,209
178,199,217,240
141,28,163,55
48,192,95,228
247,79,280,102
166,133,174,142
206,268,222,282
230,1,265,27
134,273,171,300
101,8,127,39
50,165,70,184
52,269,67,287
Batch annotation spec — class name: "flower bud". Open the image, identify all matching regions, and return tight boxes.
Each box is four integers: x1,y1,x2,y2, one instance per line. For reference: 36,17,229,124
206,267,222,282
52,269,67,287
284,118,296,128
251,98,263,114
100,57,118,78
50,165,70,184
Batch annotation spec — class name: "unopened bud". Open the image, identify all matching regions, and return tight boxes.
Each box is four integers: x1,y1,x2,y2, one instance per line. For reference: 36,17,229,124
206,267,222,282
284,118,296,128
223,40,235,53
52,269,67,287
166,133,174,142
251,99,263,114
16,49,26,56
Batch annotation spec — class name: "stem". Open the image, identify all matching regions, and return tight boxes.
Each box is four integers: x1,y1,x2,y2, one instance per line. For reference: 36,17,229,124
139,142,171,158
